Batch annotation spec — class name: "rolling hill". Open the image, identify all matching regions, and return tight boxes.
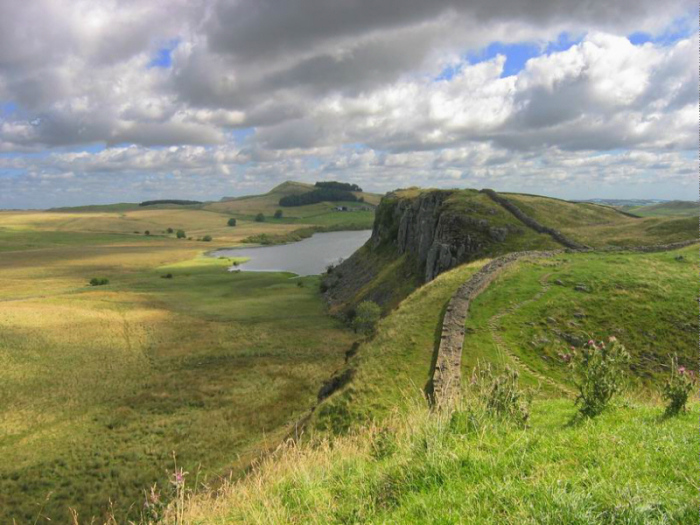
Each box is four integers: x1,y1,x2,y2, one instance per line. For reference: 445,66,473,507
2,184,696,523
622,200,699,217
206,181,382,229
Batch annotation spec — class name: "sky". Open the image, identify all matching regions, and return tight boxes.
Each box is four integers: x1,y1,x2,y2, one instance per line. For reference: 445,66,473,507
0,0,697,209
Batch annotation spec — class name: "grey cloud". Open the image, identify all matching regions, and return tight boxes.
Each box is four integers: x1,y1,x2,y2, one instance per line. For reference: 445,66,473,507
205,0,691,62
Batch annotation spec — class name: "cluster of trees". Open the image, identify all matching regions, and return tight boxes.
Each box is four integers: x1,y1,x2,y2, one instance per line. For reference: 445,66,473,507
279,188,359,207
315,181,362,192
138,199,202,207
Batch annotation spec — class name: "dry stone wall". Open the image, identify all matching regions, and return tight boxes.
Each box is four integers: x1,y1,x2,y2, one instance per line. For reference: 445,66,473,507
480,189,589,250
431,250,560,404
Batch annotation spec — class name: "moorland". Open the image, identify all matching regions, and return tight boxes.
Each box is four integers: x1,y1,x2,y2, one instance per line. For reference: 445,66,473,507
0,182,697,524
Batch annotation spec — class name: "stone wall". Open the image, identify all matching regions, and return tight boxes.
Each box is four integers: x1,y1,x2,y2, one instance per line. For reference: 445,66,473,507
480,189,589,250
431,250,560,404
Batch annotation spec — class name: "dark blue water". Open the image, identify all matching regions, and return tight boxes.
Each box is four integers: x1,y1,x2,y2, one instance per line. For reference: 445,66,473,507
210,230,372,276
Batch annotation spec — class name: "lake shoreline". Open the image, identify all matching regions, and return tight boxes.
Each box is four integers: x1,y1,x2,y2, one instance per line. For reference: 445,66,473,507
209,229,372,276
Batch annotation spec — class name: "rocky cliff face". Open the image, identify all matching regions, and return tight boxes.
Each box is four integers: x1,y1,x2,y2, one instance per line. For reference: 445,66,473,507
372,190,521,281
324,189,526,312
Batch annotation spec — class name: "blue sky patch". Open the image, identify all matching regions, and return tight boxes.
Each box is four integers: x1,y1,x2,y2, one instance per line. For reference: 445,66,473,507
148,39,180,68
435,32,582,81
229,127,255,143
1,101,17,116
628,14,696,46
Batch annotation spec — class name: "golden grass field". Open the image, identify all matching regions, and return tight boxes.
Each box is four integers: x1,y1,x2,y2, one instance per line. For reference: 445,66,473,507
0,204,361,523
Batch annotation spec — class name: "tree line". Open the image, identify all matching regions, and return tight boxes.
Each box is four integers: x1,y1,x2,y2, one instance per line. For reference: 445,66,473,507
279,188,359,207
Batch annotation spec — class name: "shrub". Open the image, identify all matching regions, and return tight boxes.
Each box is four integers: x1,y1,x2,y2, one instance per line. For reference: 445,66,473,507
89,277,109,286
255,213,265,222
167,227,174,234
470,364,531,426
274,209,283,219
176,230,186,239
351,301,381,335
202,235,212,242
144,230,150,236
662,355,695,416
227,218,237,227
561,336,630,418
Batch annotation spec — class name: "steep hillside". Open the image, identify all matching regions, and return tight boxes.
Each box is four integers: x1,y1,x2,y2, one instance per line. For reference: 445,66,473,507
180,244,698,525
323,188,697,314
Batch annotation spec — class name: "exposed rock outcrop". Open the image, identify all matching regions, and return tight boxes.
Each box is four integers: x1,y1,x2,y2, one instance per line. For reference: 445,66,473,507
324,189,558,312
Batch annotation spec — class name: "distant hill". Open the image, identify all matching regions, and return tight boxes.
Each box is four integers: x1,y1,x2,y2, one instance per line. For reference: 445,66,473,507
623,200,699,217
207,181,383,217
49,202,142,213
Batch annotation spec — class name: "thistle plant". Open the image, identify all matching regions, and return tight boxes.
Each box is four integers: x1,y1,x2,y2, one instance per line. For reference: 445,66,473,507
662,354,696,416
560,336,630,418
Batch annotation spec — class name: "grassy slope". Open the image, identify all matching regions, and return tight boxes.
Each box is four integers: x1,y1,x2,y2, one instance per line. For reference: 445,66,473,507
625,201,699,217
444,190,560,253
181,397,698,525
316,260,486,431
0,231,356,523
503,194,697,247
181,245,699,524
464,245,698,392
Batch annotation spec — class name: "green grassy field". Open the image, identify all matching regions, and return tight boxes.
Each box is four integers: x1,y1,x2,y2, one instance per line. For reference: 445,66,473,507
2,184,696,523
0,222,359,523
463,246,697,392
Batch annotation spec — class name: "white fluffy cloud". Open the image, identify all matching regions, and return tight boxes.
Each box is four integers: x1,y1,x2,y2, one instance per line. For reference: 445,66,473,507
0,0,696,207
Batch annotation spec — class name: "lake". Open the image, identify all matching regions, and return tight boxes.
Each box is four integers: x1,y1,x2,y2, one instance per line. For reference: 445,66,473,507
210,230,372,276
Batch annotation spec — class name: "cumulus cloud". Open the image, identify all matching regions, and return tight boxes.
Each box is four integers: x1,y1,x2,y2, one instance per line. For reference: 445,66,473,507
0,0,696,207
